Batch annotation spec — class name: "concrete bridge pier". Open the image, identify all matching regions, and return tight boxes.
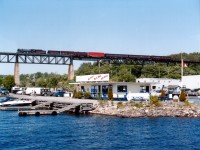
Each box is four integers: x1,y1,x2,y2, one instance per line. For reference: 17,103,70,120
68,64,74,80
14,63,20,86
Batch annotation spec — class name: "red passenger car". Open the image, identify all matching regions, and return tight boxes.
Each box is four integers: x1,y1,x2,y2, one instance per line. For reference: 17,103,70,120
87,52,105,57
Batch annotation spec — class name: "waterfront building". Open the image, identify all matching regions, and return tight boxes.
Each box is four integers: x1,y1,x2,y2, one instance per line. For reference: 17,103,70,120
70,74,184,100
182,75,200,89
71,74,153,100
136,78,181,90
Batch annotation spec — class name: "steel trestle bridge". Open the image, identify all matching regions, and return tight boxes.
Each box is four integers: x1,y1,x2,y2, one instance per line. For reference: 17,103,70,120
0,51,200,65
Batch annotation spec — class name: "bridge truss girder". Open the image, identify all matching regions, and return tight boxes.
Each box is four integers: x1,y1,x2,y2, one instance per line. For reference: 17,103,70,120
0,53,71,65
99,59,200,66
99,59,169,66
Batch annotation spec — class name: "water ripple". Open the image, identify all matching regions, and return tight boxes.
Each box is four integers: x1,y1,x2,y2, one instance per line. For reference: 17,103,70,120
0,112,200,150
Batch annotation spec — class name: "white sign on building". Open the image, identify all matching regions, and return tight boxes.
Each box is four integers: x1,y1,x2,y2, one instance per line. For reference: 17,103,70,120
76,74,109,82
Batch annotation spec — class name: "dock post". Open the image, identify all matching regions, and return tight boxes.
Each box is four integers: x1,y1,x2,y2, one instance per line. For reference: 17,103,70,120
75,105,80,114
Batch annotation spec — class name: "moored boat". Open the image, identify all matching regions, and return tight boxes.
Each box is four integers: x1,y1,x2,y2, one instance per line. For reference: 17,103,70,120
0,98,35,111
0,98,32,107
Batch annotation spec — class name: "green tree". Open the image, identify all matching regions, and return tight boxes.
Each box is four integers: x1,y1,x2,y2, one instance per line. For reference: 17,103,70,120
141,65,159,78
76,63,93,75
48,77,58,88
131,65,143,78
36,79,47,87
0,77,3,87
2,75,15,91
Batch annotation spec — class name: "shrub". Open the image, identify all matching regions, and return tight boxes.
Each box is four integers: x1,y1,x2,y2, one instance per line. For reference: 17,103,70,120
129,100,135,107
129,101,143,108
135,102,143,108
150,96,162,107
184,100,191,107
117,102,124,109
72,89,77,98
76,91,83,99
83,92,91,99
95,94,102,100
179,89,186,102
160,89,166,101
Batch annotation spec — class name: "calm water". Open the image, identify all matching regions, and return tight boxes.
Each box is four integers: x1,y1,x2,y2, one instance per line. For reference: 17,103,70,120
0,112,200,150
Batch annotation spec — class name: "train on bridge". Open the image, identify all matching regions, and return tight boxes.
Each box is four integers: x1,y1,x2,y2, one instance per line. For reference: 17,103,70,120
17,49,172,61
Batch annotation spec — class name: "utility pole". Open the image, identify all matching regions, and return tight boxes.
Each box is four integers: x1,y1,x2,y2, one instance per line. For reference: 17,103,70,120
181,53,183,82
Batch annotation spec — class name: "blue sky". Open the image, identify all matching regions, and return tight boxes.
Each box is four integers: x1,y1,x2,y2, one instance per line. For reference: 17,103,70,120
0,0,200,75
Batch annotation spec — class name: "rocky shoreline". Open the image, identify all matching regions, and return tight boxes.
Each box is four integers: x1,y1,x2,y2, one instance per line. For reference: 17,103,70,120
90,101,200,118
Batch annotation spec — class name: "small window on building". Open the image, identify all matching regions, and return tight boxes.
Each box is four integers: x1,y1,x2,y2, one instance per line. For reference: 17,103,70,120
152,86,156,89
102,85,108,94
117,85,127,92
81,86,85,92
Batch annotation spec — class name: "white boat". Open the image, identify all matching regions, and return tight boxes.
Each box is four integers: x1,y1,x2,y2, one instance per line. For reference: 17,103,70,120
0,99,32,107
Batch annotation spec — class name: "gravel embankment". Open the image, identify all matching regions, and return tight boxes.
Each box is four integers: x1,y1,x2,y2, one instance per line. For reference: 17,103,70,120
91,101,200,118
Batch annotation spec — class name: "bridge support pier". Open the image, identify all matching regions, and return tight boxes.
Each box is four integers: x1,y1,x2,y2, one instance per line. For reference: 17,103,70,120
68,64,74,80
14,63,20,86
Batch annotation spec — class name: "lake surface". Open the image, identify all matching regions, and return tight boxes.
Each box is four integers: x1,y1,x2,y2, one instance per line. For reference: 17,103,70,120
0,111,200,150
189,97,200,104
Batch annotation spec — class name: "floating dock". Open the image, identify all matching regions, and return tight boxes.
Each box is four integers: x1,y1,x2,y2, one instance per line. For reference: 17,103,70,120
18,110,58,116
18,101,94,116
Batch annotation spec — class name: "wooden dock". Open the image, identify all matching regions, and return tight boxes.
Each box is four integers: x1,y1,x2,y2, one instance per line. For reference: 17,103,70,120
18,110,58,116
18,101,94,116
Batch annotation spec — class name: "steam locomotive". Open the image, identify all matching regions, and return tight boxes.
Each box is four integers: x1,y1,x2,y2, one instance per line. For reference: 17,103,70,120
17,49,46,54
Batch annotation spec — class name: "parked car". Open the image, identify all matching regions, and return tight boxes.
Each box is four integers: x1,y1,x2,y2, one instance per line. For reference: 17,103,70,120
16,90,25,95
0,88,9,95
41,89,54,96
52,91,65,97
187,88,200,96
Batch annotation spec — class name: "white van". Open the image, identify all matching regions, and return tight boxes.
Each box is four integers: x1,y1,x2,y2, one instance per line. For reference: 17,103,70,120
12,87,21,94
12,87,26,94
25,87,43,95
